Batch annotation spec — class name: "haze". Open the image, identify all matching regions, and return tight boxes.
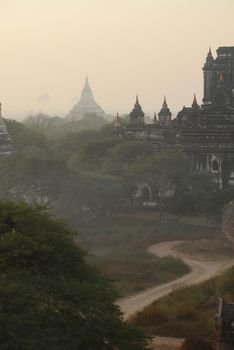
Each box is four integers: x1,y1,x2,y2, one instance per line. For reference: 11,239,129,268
0,0,233,120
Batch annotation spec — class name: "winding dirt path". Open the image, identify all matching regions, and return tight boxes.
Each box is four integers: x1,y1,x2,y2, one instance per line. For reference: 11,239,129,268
118,240,234,319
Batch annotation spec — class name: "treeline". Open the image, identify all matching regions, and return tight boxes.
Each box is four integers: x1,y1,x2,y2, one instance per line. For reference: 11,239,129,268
1,114,234,226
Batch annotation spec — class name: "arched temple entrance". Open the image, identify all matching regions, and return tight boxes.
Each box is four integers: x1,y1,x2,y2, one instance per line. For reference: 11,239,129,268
134,184,156,207
141,186,151,202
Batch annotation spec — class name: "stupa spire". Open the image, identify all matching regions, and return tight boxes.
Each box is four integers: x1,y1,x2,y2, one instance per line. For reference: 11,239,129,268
206,46,214,64
153,112,158,124
114,112,121,128
85,75,89,88
158,96,172,125
130,95,145,124
162,96,168,108
192,94,199,109
135,95,140,107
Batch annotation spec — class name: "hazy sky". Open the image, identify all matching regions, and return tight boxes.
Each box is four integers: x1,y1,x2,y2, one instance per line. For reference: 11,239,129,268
0,0,233,120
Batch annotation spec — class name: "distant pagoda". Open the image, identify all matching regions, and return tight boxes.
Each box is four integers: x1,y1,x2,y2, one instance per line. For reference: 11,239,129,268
158,96,172,125
66,77,106,121
129,95,145,125
0,103,14,155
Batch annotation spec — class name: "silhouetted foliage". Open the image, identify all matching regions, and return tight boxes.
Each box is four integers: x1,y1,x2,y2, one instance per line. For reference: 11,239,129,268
0,201,149,350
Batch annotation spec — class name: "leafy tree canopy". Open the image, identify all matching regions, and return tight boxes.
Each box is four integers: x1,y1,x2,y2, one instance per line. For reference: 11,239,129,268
5,119,49,154
75,138,121,171
102,141,153,176
0,202,149,350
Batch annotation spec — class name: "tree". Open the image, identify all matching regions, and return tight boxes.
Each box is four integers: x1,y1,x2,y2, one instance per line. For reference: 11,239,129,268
0,154,127,223
5,119,49,154
102,141,153,176
75,138,120,172
172,171,221,221
50,129,102,162
75,113,108,131
23,113,64,136
0,156,70,204
125,151,189,218
55,171,127,226
0,202,149,350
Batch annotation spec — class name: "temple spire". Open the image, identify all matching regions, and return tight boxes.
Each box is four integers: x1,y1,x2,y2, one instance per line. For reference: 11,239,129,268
130,95,145,124
206,46,214,64
84,75,90,88
192,94,199,109
158,96,172,125
153,112,158,124
162,96,168,109
208,46,212,56
114,112,121,128
135,95,140,107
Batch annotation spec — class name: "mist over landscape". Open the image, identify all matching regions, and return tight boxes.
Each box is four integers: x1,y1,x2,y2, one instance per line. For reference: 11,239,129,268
0,0,233,119
0,1,234,350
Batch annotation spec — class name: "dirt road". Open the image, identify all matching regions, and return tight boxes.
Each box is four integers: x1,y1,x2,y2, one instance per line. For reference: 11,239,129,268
151,336,184,350
118,240,234,319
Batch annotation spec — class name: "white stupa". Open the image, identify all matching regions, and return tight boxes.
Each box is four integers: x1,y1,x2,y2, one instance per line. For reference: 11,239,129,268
66,77,106,121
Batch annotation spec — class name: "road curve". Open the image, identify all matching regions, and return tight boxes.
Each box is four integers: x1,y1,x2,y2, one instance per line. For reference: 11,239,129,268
118,240,234,319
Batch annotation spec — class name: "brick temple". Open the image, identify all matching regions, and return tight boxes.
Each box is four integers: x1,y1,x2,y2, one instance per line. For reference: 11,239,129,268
114,46,234,187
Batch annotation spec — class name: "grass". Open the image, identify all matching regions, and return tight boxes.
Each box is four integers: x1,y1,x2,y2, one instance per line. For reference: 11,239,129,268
89,254,190,295
176,238,234,259
131,266,234,340
77,212,218,296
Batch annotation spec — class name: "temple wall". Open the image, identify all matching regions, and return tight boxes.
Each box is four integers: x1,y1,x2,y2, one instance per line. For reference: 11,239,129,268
222,201,234,244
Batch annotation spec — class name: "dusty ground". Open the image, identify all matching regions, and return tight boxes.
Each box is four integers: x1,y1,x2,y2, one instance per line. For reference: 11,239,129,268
118,240,234,319
151,336,184,350
176,238,234,259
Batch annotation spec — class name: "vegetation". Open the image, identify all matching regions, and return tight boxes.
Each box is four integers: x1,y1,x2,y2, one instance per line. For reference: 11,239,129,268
79,214,217,295
4,117,234,221
124,151,189,217
0,201,149,350
23,112,108,138
2,116,233,298
181,338,212,350
176,238,234,259
131,265,234,341
2,116,234,348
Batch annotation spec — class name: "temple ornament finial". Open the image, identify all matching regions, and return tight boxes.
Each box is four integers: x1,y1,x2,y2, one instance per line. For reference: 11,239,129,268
163,96,168,108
